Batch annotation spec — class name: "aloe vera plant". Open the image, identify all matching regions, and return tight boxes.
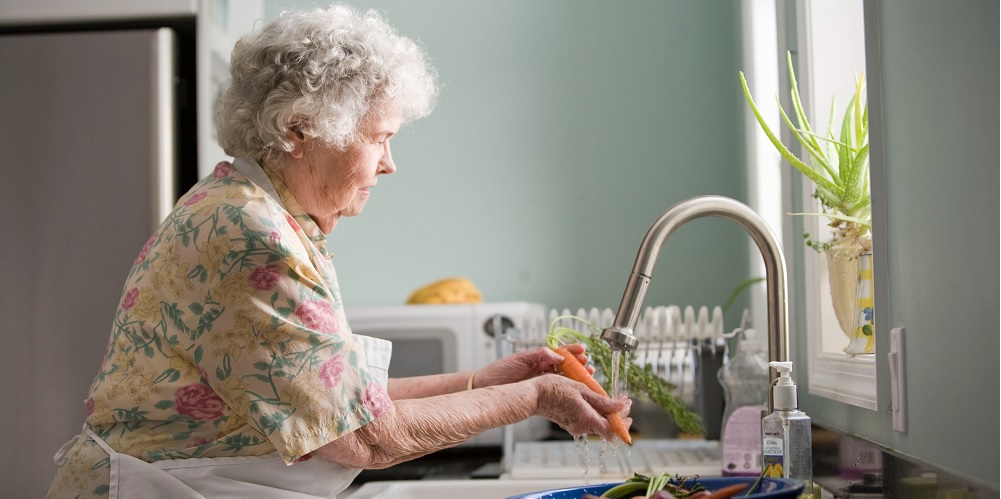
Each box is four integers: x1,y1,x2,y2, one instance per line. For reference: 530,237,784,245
740,51,871,255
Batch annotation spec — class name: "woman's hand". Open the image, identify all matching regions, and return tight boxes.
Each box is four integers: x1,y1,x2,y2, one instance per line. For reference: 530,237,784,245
531,374,632,442
473,344,593,388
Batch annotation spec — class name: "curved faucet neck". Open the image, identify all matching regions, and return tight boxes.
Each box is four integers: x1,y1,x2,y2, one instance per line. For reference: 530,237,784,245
602,195,790,374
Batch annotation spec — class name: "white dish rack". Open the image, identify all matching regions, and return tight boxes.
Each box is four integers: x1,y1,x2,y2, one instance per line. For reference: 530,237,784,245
490,304,727,479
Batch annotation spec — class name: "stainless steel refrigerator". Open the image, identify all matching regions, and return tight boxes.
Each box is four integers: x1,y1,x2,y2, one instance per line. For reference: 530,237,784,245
0,26,198,497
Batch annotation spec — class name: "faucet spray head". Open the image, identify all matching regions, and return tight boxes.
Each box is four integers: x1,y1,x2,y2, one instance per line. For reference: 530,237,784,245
600,327,640,352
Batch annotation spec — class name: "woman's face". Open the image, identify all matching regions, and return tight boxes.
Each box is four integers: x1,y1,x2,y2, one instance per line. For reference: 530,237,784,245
281,104,403,232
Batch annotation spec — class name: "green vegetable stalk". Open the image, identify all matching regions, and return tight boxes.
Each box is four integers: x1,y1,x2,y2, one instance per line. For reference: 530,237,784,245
546,316,705,436
600,473,707,499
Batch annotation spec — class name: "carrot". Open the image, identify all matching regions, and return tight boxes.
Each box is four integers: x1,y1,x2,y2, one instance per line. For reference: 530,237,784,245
553,346,632,445
702,483,750,499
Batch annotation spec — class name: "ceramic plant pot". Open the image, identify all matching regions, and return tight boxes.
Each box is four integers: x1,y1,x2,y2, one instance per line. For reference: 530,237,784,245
826,235,875,355
826,251,859,338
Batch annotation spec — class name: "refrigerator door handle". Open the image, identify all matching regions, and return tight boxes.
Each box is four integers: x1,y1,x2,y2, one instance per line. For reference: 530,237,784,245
150,27,177,227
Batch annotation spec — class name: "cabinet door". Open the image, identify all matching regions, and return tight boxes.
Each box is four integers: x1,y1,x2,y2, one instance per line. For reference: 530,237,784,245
0,28,176,498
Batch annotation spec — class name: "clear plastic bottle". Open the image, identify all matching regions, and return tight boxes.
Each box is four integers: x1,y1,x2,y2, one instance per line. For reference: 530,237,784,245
717,328,770,476
761,361,814,497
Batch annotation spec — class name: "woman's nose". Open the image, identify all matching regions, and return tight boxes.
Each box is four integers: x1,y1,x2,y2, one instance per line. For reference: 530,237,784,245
379,143,396,174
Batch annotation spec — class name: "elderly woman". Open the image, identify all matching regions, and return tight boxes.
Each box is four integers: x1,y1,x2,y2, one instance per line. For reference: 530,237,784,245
47,5,630,498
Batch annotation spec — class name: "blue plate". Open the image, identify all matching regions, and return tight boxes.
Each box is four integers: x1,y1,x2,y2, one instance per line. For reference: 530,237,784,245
505,476,805,499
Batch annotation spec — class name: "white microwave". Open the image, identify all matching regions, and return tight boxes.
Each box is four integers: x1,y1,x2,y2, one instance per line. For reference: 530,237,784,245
344,301,551,446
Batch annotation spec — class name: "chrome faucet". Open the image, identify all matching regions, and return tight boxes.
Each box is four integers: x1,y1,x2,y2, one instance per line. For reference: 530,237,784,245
600,195,790,403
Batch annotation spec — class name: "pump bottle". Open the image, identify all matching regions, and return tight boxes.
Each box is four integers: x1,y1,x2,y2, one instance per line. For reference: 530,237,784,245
717,328,769,476
761,361,813,497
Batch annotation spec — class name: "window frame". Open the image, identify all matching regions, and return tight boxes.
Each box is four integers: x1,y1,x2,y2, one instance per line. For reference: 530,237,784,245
743,0,877,410
794,0,877,410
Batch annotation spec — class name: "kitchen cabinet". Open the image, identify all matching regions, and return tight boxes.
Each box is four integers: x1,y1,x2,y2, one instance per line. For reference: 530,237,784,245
0,2,261,497
795,0,999,494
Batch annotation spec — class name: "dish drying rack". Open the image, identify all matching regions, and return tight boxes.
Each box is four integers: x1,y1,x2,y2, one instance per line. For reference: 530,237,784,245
489,304,729,478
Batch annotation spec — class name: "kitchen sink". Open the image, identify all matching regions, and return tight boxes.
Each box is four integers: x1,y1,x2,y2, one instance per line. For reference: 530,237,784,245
344,478,608,499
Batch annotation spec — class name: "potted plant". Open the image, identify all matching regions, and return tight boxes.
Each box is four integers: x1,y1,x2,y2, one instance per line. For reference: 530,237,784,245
740,51,874,355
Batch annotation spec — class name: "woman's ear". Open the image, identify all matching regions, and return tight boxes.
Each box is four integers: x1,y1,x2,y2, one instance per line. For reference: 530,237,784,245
286,123,306,159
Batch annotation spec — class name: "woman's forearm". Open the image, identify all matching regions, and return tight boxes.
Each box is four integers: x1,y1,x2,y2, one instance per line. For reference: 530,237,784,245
387,371,472,399
317,379,536,468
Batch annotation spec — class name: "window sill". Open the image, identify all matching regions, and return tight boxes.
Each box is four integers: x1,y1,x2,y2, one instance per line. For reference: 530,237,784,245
808,352,877,410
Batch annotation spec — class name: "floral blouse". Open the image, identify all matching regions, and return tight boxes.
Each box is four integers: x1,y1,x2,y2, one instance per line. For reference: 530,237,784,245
47,161,391,498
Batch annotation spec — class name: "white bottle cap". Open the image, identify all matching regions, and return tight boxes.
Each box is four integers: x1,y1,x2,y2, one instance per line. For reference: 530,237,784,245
770,361,798,409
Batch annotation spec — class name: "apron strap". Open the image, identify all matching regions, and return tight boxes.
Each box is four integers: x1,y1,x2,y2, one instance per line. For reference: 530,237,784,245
232,157,283,204
85,427,117,457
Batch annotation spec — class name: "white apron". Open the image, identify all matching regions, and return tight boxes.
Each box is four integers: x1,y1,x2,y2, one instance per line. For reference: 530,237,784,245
83,334,391,499
77,159,394,498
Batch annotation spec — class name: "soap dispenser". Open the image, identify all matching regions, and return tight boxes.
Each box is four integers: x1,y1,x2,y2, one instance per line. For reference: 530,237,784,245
761,361,813,496
717,327,769,476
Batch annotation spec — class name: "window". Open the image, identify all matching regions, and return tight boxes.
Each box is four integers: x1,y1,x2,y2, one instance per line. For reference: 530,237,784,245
795,0,876,410
743,0,876,409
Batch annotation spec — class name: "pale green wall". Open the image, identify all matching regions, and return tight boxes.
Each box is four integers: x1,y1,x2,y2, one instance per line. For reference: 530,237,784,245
261,0,1000,490
797,0,999,491
264,1,750,318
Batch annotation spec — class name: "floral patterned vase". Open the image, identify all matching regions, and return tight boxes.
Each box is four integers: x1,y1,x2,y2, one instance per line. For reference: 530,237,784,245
845,251,874,355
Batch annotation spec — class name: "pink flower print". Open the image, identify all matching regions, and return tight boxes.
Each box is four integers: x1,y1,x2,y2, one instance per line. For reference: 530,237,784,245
191,438,210,447
295,300,339,335
174,383,225,421
361,383,391,418
86,397,95,417
317,357,345,388
213,161,234,178
285,214,301,232
269,230,281,240
135,233,157,264
121,288,140,310
184,192,208,206
248,264,282,292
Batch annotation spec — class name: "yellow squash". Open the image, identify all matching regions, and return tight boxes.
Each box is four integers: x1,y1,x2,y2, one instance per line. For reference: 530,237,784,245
406,277,483,304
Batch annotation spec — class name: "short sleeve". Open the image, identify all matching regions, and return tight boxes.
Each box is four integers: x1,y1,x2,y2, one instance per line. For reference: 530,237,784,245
179,194,390,463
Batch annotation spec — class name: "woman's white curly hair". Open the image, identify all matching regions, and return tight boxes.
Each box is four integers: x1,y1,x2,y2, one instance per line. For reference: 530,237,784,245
214,5,438,162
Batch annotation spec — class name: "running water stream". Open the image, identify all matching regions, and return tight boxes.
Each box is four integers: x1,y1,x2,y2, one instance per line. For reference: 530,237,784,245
571,340,638,483
610,350,621,399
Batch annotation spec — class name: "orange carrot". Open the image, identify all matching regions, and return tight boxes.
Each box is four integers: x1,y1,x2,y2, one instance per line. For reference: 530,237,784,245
702,483,750,499
553,346,632,445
